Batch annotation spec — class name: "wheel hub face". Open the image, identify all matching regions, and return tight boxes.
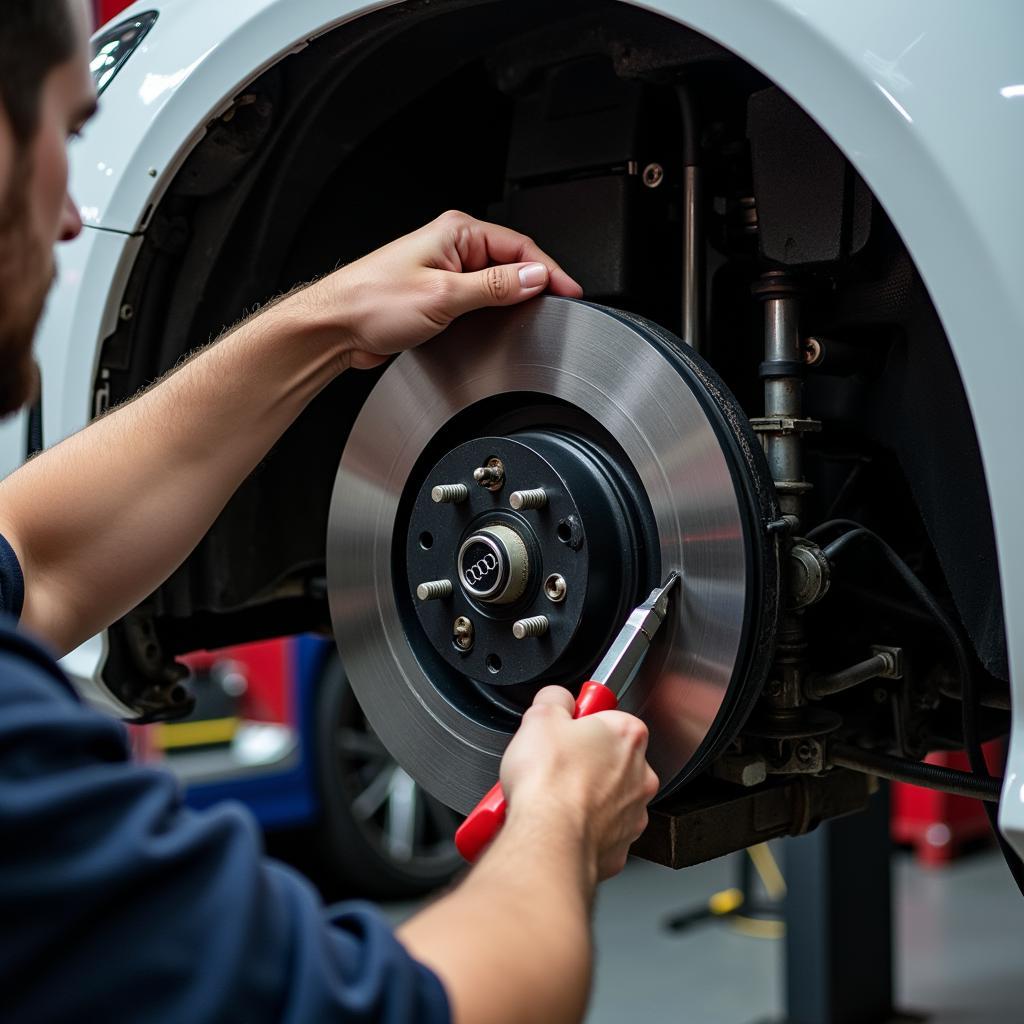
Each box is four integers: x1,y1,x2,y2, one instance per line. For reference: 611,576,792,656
328,298,778,813
406,433,649,689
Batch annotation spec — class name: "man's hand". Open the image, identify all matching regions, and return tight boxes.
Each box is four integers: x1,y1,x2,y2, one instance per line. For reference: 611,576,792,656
398,688,657,1024
500,686,659,881
295,210,583,370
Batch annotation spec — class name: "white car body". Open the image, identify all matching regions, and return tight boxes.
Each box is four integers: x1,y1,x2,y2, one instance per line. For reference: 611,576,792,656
13,0,1024,855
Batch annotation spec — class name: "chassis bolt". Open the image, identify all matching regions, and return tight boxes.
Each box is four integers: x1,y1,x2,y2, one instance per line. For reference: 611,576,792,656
543,573,567,603
796,741,816,764
510,487,547,511
473,458,505,491
642,162,664,188
453,616,474,650
512,615,549,640
431,483,468,504
416,579,453,601
803,336,823,366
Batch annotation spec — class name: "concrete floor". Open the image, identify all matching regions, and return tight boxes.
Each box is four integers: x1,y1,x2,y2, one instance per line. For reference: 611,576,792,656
380,847,1024,1023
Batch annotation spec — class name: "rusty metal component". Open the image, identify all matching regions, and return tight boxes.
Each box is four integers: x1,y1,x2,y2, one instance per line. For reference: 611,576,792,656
631,770,875,869
473,458,505,491
452,615,474,650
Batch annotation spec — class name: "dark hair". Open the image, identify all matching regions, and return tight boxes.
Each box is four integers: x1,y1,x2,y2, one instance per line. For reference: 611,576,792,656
0,1,78,144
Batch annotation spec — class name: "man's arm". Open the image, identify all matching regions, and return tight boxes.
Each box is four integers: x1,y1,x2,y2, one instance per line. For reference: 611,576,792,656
398,687,658,1024
0,212,581,654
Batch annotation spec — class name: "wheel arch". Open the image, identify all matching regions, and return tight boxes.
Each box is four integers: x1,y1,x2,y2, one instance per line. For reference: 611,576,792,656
74,0,1024,848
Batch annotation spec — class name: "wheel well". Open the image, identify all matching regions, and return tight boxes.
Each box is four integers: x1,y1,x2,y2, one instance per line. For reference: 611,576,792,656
96,0,1006,703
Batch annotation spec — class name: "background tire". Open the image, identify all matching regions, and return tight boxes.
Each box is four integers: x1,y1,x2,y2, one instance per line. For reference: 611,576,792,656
313,653,464,900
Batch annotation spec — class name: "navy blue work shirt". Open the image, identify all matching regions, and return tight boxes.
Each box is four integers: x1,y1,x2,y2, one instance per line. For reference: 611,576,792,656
0,535,449,1022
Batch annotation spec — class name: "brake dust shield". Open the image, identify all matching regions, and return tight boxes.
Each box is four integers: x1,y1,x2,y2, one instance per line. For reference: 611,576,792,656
328,297,779,813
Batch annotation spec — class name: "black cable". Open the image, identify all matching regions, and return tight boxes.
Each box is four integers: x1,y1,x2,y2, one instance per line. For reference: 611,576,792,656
831,744,1002,802
824,524,1024,895
806,518,865,542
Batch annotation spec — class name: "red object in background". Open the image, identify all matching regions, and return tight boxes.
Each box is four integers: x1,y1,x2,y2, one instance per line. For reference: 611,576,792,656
891,741,1004,866
182,639,293,725
97,0,133,26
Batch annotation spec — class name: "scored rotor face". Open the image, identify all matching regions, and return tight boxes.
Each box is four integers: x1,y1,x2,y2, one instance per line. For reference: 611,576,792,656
328,297,779,813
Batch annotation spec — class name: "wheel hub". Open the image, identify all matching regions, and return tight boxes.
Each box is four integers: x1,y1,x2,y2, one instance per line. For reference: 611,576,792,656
328,297,780,813
407,432,653,690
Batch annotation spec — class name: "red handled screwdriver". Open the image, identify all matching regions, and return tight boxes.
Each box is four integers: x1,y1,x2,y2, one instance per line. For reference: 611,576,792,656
454,571,681,862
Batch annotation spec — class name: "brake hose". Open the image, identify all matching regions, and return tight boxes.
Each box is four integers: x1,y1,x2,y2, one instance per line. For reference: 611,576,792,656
823,524,1024,896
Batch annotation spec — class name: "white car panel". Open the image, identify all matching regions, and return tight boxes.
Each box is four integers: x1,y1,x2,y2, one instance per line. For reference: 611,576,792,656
20,0,1024,853
73,0,392,233
34,227,143,449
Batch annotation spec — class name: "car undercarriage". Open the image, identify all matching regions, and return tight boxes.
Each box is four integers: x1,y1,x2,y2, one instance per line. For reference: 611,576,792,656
92,0,1013,872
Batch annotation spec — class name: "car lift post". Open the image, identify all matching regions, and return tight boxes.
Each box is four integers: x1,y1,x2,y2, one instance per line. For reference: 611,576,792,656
782,786,913,1024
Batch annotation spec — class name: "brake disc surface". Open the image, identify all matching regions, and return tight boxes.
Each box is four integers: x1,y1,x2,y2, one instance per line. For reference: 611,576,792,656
328,298,779,813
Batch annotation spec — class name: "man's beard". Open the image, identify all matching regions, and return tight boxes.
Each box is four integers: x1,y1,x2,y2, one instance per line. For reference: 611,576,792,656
0,152,52,418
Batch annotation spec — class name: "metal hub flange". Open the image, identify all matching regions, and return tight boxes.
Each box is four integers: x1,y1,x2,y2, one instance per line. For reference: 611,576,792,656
406,433,647,688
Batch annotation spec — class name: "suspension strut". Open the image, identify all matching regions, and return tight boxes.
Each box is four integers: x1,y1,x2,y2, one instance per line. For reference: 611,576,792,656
748,272,829,747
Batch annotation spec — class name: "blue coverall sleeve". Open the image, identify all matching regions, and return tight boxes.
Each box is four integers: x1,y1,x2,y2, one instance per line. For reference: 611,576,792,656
0,629,450,1023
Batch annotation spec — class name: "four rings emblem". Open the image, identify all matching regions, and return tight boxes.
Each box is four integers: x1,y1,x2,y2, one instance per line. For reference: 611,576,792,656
456,526,527,603
463,553,498,585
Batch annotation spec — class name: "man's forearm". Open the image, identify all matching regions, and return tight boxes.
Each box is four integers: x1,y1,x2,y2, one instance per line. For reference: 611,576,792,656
398,804,597,1024
0,290,345,654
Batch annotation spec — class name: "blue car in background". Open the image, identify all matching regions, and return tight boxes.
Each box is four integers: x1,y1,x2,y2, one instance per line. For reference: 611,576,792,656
135,636,461,899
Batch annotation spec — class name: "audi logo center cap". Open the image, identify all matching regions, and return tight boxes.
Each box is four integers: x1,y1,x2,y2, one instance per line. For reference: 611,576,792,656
457,524,530,605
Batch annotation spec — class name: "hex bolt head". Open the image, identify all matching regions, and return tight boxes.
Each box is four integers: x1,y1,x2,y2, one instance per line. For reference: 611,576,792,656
543,573,567,603
431,483,469,504
453,616,474,650
416,579,453,601
510,488,547,511
512,615,549,640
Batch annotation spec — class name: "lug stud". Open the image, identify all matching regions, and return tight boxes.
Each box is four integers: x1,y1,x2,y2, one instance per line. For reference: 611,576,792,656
512,615,549,640
473,458,505,491
416,579,453,601
543,574,567,603
453,616,475,650
510,488,547,511
431,483,468,504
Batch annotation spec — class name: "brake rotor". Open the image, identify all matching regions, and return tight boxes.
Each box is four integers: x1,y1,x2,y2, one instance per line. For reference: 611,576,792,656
328,297,779,813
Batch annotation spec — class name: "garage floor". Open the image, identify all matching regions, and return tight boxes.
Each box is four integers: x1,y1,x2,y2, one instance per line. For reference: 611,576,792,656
375,847,1024,1023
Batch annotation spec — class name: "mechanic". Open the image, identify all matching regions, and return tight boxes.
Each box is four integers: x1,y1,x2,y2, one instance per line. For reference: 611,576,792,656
0,3,660,1022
